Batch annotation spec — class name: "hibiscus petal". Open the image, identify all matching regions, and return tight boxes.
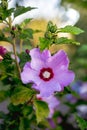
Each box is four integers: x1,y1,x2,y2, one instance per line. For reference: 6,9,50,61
21,62,41,85
48,50,69,69
23,62,30,70
55,69,75,87
30,48,51,61
30,48,51,70
32,80,62,97
42,49,51,60
43,95,60,109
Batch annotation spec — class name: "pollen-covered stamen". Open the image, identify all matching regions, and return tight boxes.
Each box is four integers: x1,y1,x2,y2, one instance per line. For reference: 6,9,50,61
43,71,51,78
39,68,54,81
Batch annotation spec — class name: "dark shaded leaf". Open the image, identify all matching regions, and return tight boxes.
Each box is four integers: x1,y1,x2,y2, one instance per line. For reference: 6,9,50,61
0,90,10,102
14,6,36,18
75,115,87,130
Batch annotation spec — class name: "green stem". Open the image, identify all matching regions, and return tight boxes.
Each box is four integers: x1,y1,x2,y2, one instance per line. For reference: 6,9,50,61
7,16,21,78
13,39,21,78
8,17,12,29
20,39,23,53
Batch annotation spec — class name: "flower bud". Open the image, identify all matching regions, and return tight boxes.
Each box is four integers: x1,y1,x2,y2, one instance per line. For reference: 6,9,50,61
12,26,16,31
25,49,30,54
0,46,7,57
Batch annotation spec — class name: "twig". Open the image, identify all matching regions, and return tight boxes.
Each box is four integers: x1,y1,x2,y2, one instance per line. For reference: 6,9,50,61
13,39,21,78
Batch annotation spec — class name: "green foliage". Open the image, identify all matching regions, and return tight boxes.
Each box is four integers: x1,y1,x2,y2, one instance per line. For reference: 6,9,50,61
62,0,87,9
0,30,11,42
39,21,84,50
19,117,25,130
22,105,33,116
0,90,10,102
19,28,33,39
64,87,80,98
56,37,80,45
0,7,14,21
0,111,6,119
19,52,31,68
20,18,33,28
47,21,58,33
14,6,36,18
11,86,35,105
39,37,51,50
58,25,84,35
75,115,87,130
34,100,49,123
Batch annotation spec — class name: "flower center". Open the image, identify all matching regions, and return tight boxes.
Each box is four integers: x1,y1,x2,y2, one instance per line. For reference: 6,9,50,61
39,68,54,81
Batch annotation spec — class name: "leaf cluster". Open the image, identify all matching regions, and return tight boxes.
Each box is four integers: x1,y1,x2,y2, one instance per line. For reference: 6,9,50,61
39,21,84,50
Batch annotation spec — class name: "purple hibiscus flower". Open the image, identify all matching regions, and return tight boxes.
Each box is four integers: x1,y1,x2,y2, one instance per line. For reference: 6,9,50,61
21,48,75,97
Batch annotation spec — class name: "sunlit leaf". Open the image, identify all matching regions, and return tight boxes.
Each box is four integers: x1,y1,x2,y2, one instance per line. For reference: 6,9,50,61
59,25,84,35
39,37,51,50
11,86,35,105
56,37,80,45
20,18,33,28
34,100,49,123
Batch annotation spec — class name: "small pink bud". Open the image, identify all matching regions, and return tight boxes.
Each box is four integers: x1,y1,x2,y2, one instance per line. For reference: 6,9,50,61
0,46,7,57
12,26,16,31
25,49,30,54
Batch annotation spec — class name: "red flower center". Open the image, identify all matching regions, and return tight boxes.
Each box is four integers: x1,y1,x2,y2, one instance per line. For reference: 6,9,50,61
39,68,54,81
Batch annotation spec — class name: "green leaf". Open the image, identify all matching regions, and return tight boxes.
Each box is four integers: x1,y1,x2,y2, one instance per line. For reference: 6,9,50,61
19,28,33,39
20,18,33,28
19,118,25,130
11,86,35,105
34,100,49,123
59,25,84,35
0,111,6,119
0,8,14,21
19,117,31,130
19,52,31,68
0,90,10,102
39,37,51,50
22,105,33,116
75,115,87,130
0,30,12,43
47,21,57,33
56,37,80,45
14,6,36,18
64,87,80,98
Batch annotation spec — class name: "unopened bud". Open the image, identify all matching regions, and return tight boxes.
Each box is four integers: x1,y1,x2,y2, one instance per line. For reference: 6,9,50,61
0,46,7,57
25,49,30,54
12,26,16,31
